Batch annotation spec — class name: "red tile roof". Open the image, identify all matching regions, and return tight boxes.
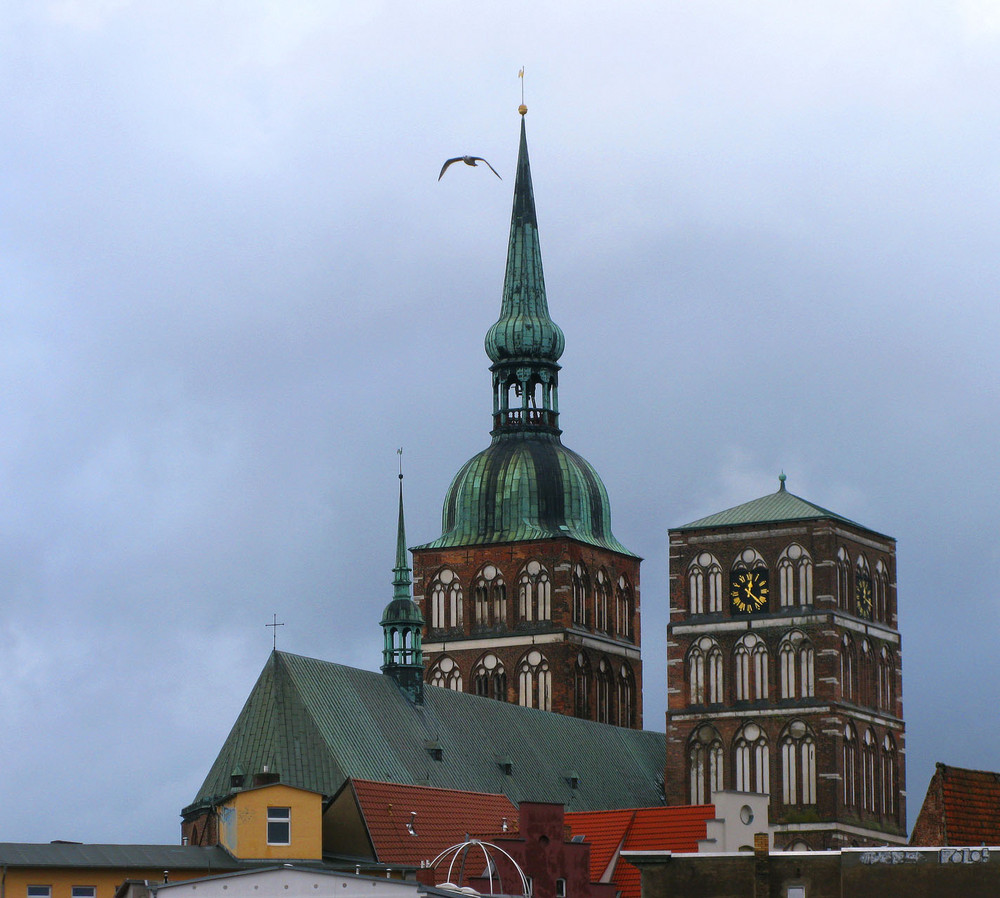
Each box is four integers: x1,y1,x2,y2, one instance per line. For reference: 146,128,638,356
350,779,518,868
565,805,715,898
928,764,1000,845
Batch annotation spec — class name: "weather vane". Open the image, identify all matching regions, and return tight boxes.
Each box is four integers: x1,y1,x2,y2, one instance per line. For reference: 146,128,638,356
518,66,527,115
398,446,403,481
266,612,284,650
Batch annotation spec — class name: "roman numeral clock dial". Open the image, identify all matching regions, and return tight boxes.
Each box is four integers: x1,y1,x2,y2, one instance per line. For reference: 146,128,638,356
730,569,769,614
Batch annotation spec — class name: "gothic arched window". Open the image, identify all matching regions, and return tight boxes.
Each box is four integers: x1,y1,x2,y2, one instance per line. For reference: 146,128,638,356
859,639,876,708
596,569,611,632
779,631,814,699
688,553,723,614
780,720,817,806
777,543,813,607
878,646,895,712
861,728,878,812
596,658,612,723
616,575,634,640
473,564,506,627
574,653,590,718
874,560,889,622
689,636,723,705
688,724,724,805
734,722,769,794
517,649,551,710
572,564,589,627
472,652,507,702
882,734,899,818
617,663,636,728
841,633,856,701
429,569,462,629
517,561,551,622
429,655,462,692
843,723,859,807
836,547,850,608
734,633,769,701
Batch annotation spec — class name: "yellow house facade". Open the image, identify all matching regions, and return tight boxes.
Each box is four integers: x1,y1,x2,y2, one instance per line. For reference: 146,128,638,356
215,783,323,861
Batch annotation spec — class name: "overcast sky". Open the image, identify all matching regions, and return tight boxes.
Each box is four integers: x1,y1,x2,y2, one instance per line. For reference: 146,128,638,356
2,1,998,844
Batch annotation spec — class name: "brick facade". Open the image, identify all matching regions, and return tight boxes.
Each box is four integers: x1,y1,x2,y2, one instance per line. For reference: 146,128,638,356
664,515,906,848
412,539,642,728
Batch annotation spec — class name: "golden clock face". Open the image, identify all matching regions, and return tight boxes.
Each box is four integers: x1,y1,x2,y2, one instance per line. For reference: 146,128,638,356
857,577,873,618
730,569,769,614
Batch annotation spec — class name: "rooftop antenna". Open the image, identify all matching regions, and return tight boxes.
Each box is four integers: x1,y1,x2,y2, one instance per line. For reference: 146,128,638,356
267,612,284,650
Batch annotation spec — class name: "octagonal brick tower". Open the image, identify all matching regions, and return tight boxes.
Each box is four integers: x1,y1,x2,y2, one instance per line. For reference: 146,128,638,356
411,108,642,728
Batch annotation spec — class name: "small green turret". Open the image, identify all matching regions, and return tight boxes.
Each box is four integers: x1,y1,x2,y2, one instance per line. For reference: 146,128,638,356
380,472,424,703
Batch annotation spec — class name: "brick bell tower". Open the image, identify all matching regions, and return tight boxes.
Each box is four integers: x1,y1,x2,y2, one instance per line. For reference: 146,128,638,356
411,106,642,728
664,475,906,849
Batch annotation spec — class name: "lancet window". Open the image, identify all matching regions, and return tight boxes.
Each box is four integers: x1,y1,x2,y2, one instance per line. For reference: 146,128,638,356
734,633,769,701
517,649,551,711
596,569,611,632
429,569,463,629
572,564,589,627
617,663,636,727
688,724,724,805
777,543,813,606
616,576,634,640
733,722,769,794
472,652,507,702
473,564,506,627
780,720,817,805
688,553,723,614
518,561,551,622
596,658,612,723
836,547,851,608
574,653,591,718
688,636,723,705
779,630,814,699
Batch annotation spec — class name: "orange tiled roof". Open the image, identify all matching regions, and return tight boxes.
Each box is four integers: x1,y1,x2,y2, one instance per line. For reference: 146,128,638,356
566,805,715,898
350,779,518,868
938,765,1000,845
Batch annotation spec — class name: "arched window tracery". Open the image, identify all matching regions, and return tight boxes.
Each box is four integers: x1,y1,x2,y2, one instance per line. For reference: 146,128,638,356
517,561,551,622
861,728,878,812
882,734,899,818
429,655,462,692
843,723,859,807
429,569,463,629
596,569,611,632
689,636,723,705
688,724,724,805
733,722,769,794
777,543,813,606
572,564,589,627
472,652,507,701
688,553,723,614
734,633,769,701
596,658,612,723
874,560,889,622
616,575,634,640
574,653,591,718
836,547,851,608
473,564,506,627
841,634,856,701
779,630,814,699
617,663,636,728
780,720,817,805
517,649,551,710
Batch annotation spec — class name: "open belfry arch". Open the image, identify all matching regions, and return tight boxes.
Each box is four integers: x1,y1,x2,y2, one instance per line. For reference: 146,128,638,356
411,107,642,727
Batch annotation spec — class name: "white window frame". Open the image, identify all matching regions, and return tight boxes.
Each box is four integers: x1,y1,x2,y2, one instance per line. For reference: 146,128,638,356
267,806,291,845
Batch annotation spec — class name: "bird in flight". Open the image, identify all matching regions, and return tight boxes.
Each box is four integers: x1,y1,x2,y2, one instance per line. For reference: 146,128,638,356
438,156,502,181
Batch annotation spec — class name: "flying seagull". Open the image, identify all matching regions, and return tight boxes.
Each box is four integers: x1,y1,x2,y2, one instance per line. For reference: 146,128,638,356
438,156,502,181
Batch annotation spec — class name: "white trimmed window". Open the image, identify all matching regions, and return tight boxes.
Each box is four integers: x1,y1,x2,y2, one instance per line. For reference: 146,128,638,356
28,888,51,898
267,806,291,845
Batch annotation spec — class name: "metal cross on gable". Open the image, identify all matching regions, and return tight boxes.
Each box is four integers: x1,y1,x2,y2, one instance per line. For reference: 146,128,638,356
266,613,285,650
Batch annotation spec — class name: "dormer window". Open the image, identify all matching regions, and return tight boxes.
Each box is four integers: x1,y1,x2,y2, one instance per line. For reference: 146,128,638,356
267,806,291,845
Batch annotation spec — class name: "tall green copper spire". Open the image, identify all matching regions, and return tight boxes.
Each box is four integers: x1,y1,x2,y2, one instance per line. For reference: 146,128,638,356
380,468,424,702
414,110,634,557
485,108,565,436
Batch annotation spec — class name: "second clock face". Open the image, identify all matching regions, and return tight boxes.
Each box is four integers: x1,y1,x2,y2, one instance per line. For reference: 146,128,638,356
857,576,873,618
730,569,769,614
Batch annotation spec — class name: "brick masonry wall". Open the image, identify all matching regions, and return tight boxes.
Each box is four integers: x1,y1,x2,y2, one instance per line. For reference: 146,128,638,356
412,538,642,728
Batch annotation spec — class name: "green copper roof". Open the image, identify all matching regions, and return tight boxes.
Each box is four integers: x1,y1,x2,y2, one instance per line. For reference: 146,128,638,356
418,431,634,555
186,651,665,815
381,476,423,627
417,111,633,557
678,476,880,534
484,115,565,366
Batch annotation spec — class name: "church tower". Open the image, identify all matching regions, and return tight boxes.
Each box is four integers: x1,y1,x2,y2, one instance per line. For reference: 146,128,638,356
412,108,642,728
664,476,906,849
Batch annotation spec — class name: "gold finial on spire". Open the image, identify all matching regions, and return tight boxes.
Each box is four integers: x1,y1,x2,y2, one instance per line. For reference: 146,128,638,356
518,67,527,115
